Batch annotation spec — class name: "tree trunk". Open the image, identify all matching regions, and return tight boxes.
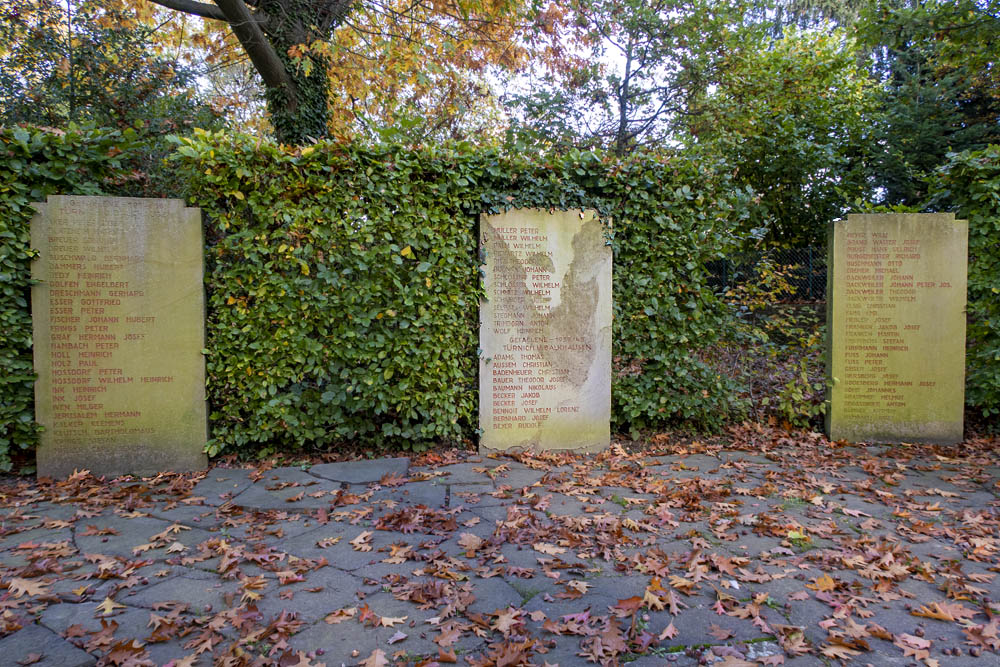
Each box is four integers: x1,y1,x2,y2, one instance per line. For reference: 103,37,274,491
150,0,355,144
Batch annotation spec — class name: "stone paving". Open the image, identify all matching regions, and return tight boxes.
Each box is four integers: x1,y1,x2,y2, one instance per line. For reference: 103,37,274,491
0,435,998,666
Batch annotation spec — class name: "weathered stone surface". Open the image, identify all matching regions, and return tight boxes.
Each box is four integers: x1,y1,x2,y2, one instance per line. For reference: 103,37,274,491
826,213,967,444
0,622,95,667
479,209,612,453
31,196,207,477
309,457,410,483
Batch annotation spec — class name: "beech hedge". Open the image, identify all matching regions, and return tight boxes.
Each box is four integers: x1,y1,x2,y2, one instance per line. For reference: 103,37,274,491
929,146,1000,419
174,132,755,455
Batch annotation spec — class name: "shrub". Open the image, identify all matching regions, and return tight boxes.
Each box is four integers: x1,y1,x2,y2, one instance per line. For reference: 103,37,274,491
927,146,1000,419
174,132,754,455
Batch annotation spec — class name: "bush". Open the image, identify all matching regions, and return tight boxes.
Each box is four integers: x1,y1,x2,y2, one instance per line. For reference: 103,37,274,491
928,146,1000,419
174,132,755,455
1,128,756,462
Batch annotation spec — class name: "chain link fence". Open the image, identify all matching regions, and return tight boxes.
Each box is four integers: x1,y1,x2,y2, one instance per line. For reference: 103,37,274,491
708,246,827,303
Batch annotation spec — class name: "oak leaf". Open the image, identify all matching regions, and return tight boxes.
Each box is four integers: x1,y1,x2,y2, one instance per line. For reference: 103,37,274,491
659,620,679,640
350,531,373,552
359,649,389,667
380,615,407,628
96,597,126,616
324,607,357,624
8,578,49,598
532,542,565,556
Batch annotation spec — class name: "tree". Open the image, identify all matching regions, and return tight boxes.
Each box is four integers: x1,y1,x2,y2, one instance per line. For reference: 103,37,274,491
0,0,213,129
0,0,221,195
142,0,534,144
508,0,762,155
859,0,1000,206
685,29,882,245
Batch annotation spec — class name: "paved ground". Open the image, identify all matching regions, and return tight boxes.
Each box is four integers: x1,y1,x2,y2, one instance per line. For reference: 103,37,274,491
0,428,998,666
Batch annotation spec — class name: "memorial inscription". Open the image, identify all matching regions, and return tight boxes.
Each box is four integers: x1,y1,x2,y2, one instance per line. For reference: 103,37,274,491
32,196,208,477
479,209,611,453
826,213,967,444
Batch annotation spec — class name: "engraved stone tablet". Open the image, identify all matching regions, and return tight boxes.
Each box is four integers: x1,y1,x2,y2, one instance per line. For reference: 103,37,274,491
825,213,967,444
31,196,208,477
479,209,611,452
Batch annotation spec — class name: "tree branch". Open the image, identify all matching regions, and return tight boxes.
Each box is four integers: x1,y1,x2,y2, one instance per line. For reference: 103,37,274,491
211,0,297,106
148,0,228,22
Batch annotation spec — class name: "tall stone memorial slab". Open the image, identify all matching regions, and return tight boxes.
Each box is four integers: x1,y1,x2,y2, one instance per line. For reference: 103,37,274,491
479,209,612,453
32,196,208,477
826,213,967,444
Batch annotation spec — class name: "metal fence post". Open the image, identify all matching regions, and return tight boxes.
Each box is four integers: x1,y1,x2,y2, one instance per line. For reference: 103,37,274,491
808,246,814,301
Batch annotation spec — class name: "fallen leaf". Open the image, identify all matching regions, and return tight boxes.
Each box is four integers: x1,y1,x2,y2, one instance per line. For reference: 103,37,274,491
8,578,49,598
380,615,407,628
806,574,836,592
533,542,566,556
709,623,734,640
324,607,357,624
350,531,373,552
360,649,389,667
96,597,126,616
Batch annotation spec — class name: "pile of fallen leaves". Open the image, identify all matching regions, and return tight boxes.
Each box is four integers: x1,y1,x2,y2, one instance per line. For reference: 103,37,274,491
0,425,998,666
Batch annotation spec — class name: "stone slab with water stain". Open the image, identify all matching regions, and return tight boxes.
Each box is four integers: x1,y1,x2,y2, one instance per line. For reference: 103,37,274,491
479,209,611,453
32,196,208,478
825,213,967,445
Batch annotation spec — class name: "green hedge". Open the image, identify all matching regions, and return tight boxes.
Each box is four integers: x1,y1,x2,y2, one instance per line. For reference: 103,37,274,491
928,146,1000,419
0,126,134,470
174,132,754,456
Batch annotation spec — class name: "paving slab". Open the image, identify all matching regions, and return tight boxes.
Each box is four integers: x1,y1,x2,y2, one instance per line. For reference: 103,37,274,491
228,479,343,510
5,439,1000,665
433,462,495,485
286,620,382,664
0,622,95,667
379,481,448,508
190,469,255,505
73,514,214,559
309,457,410,484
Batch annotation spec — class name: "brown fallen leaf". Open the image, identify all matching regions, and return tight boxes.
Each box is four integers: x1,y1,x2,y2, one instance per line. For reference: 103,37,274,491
912,601,980,622
324,607,357,624
659,621,678,640
8,578,49,598
806,574,836,592
315,536,341,548
350,531,373,552
359,649,389,667
709,623,735,640
380,615,407,628
457,533,485,554
16,654,43,665
820,642,861,660
532,542,565,556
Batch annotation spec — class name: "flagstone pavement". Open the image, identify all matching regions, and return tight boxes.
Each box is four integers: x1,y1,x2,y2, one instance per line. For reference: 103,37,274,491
0,433,998,666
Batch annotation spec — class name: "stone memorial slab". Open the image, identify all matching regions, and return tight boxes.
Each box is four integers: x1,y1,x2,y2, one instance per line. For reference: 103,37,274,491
479,209,611,452
31,195,208,477
825,213,967,444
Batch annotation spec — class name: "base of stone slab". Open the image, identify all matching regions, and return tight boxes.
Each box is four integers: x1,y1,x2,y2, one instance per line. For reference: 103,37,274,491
826,423,963,446
479,440,609,455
